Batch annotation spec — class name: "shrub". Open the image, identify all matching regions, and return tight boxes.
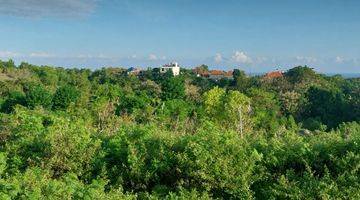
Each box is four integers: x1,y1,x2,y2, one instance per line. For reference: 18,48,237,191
25,84,53,109
0,91,26,113
52,85,79,110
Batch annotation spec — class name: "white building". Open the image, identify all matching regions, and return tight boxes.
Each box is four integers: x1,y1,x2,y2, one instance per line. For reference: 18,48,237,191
160,62,180,76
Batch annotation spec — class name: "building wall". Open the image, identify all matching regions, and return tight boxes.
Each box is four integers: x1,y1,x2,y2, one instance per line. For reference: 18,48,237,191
160,66,180,76
172,66,180,76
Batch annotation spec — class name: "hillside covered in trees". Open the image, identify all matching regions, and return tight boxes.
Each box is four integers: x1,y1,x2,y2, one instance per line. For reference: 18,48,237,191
0,59,360,199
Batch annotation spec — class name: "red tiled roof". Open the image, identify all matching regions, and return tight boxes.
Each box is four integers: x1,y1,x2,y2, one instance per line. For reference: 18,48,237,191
201,72,210,76
224,71,233,77
264,71,283,79
210,70,224,75
194,68,233,78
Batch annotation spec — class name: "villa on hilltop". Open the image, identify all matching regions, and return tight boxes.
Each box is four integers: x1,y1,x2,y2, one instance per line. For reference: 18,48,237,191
160,62,180,76
126,62,180,77
193,66,233,80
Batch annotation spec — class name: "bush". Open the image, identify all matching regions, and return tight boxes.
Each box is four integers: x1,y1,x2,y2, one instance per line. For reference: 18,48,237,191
0,91,26,113
101,125,178,192
176,125,261,199
161,77,185,100
252,125,360,199
52,85,79,110
3,107,100,177
25,84,53,109
0,167,135,199
101,124,261,199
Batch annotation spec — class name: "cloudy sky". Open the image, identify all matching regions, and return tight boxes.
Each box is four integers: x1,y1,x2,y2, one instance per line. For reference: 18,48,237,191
0,0,359,73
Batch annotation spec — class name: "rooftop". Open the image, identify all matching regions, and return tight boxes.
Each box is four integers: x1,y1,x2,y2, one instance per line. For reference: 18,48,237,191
264,71,284,79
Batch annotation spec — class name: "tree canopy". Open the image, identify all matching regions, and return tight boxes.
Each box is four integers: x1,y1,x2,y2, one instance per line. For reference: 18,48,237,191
0,60,359,199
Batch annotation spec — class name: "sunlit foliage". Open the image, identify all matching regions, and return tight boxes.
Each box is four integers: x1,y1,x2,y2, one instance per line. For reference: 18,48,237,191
0,60,359,199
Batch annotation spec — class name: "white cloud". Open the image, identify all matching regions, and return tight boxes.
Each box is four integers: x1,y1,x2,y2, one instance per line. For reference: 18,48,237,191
0,0,98,18
335,56,344,63
148,54,158,61
295,56,317,63
74,54,112,59
29,52,55,58
231,51,252,64
214,53,223,63
0,51,20,58
254,56,268,63
148,54,166,61
75,54,92,59
97,54,111,59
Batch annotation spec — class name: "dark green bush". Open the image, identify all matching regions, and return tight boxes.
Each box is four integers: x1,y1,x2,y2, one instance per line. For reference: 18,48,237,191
0,91,26,113
25,84,53,109
52,85,79,110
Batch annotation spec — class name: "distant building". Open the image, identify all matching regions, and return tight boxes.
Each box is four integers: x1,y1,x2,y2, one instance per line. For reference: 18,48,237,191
208,70,234,81
209,70,225,80
193,70,209,77
193,67,234,80
263,70,284,79
160,62,180,76
193,65,209,77
127,67,142,75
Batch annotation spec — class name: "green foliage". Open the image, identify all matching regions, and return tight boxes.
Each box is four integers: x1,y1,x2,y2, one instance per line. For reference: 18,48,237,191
116,91,152,115
52,85,79,110
25,84,53,109
0,91,26,113
0,60,359,199
176,127,261,199
192,77,215,93
3,107,100,177
304,86,349,129
0,59,16,70
251,123,360,199
203,86,226,119
233,69,250,92
101,124,261,199
279,91,302,116
203,87,252,132
285,66,318,85
0,152,6,175
30,65,59,87
101,126,178,192
162,99,192,122
0,167,134,199
302,117,328,131
161,77,185,100
247,88,282,132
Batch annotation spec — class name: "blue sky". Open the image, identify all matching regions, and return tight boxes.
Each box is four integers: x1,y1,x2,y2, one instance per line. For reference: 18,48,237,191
0,0,359,73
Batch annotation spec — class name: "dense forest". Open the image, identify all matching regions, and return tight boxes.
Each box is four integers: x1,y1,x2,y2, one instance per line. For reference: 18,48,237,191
0,59,359,199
